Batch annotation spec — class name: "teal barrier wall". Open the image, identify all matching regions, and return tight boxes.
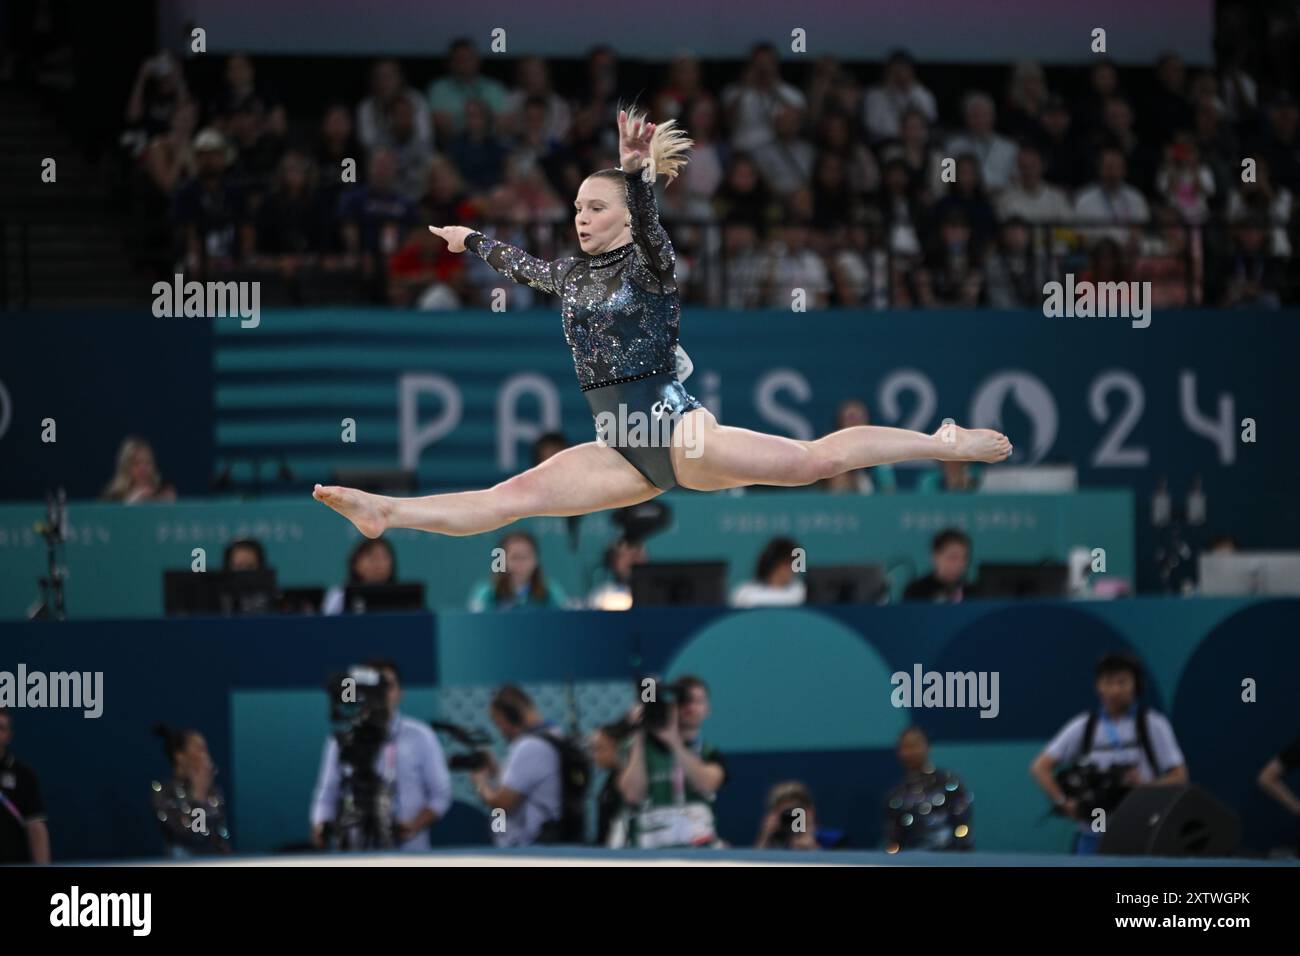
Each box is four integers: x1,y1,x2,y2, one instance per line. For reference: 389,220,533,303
4,596,1296,860
0,490,1133,619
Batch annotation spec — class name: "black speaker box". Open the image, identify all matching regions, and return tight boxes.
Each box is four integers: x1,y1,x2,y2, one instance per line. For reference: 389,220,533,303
1100,784,1241,857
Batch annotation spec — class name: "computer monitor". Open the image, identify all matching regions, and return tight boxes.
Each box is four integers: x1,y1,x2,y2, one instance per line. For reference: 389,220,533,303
804,564,889,605
630,562,728,607
1199,552,1300,596
975,563,1068,599
979,465,1078,493
341,582,427,613
164,570,278,616
279,586,326,614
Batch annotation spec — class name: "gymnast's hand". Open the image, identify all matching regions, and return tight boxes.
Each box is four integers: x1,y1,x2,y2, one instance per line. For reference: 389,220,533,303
428,225,475,252
617,108,656,173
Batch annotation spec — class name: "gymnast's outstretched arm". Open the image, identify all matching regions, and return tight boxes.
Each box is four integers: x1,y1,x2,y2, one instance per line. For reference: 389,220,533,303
427,224,576,295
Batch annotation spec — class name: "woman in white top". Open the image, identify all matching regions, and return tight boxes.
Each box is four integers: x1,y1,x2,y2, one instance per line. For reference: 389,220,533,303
731,536,807,608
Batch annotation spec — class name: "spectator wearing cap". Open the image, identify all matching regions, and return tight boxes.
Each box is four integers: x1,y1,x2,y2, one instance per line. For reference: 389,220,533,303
172,128,251,274
945,92,1018,193
862,49,937,143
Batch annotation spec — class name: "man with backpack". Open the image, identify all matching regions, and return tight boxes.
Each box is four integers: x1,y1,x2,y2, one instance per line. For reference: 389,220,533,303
1030,652,1188,854
473,685,589,846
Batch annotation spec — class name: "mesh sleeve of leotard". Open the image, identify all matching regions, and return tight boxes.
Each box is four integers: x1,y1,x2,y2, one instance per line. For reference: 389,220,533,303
464,232,577,295
622,169,676,290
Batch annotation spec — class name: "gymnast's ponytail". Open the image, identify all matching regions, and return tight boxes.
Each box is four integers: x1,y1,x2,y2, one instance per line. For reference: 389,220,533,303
622,104,693,185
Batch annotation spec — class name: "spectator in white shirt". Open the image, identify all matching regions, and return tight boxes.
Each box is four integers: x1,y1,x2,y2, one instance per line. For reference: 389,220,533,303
1073,146,1151,247
765,223,829,309
731,537,807,608
863,49,937,143
310,660,452,851
722,43,807,153
997,143,1073,225
357,59,432,152
945,92,1018,193
751,104,816,197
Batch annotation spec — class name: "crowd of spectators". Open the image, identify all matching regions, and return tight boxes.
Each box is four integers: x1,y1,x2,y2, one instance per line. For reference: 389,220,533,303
119,41,1300,309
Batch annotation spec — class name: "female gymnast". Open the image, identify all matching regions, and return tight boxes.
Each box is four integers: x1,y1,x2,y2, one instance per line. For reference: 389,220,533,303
314,108,1011,539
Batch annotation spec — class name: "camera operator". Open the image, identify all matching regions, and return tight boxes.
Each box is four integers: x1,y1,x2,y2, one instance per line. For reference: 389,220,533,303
471,685,563,846
1030,652,1188,854
755,780,845,850
618,675,727,848
310,659,452,851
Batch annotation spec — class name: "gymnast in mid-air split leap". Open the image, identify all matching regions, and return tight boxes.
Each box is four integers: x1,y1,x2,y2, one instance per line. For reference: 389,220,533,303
314,108,1012,539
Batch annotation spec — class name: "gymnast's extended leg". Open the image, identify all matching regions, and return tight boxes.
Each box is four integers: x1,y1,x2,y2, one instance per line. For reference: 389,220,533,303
313,441,662,538
671,409,1011,491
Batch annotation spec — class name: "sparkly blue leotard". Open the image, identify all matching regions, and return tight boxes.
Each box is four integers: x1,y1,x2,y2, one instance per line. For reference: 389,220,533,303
464,169,704,490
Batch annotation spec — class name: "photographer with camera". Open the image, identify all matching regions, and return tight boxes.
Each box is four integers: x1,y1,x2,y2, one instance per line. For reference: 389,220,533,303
310,659,452,851
1030,652,1187,854
618,675,727,849
471,685,570,846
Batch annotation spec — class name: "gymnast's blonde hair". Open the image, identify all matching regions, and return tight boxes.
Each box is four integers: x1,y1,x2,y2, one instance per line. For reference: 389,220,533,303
607,104,693,185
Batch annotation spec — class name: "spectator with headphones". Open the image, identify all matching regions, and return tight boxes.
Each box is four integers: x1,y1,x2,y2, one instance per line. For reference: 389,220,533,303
472,685,566,846
1029,652,1188,854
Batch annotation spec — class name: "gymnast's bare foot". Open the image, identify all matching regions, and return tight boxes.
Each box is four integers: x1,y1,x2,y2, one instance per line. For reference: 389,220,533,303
313,484,390,538
934,424,1013,463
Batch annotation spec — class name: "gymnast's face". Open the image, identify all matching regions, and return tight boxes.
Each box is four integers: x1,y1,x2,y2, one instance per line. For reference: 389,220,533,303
575,176,630,256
